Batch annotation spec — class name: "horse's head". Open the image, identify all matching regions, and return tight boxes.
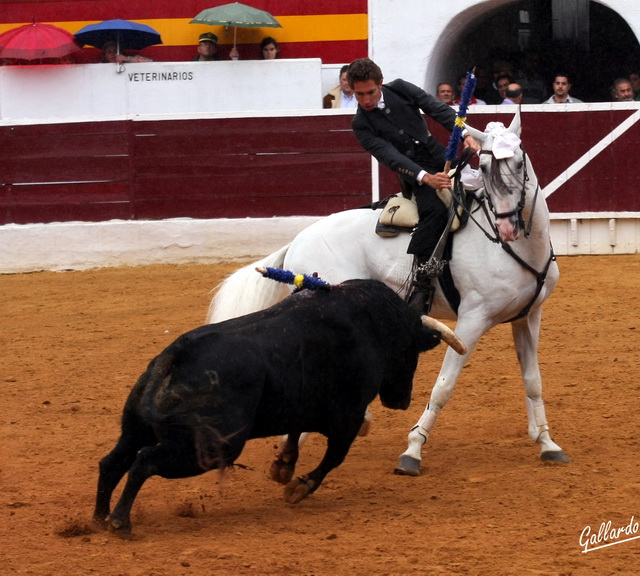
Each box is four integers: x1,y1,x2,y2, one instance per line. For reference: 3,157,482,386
466,111,530,242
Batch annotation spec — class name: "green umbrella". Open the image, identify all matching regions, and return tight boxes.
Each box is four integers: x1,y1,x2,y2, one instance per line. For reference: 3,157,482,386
190,2,282,49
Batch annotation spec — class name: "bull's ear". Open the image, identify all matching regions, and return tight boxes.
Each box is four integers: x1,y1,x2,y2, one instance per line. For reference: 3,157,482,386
417,327,442,352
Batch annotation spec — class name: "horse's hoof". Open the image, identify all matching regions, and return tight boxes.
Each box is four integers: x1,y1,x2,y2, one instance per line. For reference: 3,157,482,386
394,455,421,476
541,450,570,463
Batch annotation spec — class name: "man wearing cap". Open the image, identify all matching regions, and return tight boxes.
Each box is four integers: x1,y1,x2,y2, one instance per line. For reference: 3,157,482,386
193,33,220,61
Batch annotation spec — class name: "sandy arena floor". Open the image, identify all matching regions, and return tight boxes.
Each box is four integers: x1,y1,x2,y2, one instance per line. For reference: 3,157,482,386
2,254,640,575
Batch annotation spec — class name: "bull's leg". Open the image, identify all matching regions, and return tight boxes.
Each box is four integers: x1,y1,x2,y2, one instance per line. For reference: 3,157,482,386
270,432,301,484
284,425,360,504
512,312,569,463
396,321,481,477
94,440,140,529
108,442,206,537
94,424,156,528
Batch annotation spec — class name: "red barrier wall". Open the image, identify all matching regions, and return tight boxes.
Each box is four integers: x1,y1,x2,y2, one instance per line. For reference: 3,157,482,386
2,109,639,225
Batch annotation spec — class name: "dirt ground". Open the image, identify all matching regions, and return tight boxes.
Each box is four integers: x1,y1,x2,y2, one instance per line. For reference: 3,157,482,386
2,254,640,576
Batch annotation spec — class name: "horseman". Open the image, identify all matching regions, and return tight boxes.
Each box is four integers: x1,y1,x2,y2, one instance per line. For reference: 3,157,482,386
347,58,481,311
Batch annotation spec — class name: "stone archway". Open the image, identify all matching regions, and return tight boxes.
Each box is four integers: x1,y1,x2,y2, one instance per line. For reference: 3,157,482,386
426,0,640,103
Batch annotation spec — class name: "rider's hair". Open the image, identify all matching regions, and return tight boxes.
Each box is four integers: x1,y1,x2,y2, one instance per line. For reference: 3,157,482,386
346,58,383,87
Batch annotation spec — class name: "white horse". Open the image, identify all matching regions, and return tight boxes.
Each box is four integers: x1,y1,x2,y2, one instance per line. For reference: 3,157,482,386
207,112,569,475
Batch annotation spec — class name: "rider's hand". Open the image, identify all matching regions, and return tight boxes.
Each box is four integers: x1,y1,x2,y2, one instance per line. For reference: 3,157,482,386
462,134,481,154
422,171,452,190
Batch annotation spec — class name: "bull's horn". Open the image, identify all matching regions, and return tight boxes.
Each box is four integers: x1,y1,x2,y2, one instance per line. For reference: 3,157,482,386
421,316,467,355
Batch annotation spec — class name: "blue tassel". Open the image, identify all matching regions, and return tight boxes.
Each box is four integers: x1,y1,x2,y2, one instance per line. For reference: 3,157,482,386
256,267,331,291
445,71,477,163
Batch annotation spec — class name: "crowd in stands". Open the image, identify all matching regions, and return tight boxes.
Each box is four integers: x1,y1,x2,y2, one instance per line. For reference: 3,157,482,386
435,57,640,105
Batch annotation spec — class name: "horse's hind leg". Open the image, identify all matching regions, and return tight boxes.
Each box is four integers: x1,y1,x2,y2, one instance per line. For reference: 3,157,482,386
512,311,569,463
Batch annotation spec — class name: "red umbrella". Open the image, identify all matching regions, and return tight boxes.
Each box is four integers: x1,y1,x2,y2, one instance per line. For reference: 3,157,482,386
0,22,80,61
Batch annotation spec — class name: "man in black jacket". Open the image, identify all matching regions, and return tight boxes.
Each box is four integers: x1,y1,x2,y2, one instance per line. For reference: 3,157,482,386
347,58,480,310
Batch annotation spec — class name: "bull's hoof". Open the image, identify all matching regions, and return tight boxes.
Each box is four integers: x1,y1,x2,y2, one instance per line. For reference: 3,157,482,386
394,455,421,477
269,458,295,485
284,476,315,504
108,516,133,539
93,514,110,531
541,450,570,463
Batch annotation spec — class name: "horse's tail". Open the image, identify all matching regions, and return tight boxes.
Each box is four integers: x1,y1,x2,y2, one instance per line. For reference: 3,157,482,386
206,244,292,323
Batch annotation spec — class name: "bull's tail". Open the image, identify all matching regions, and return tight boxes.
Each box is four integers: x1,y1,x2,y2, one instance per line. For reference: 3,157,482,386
206,244,292,323
140,352,229,472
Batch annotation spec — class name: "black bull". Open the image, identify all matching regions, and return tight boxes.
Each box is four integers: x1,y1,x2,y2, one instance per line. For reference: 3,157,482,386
93,279,444,536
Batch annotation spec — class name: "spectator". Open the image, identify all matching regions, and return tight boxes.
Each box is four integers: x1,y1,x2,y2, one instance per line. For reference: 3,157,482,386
232,36,279,60
323,65,356,109
435,82,455,105
101,41,151,64
193,33,219,61
495,74,514,102
492,60,515,94
628,71,640,100
542,73,584,104
261,37,280,59
346,57,481,312
454,74,486,106
611,78,634,102
501,83,523,105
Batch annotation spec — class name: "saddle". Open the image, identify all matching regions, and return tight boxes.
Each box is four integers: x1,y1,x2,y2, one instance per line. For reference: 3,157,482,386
374,183,472,238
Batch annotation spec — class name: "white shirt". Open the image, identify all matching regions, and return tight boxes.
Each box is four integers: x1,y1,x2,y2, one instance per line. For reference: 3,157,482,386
340,91,356,108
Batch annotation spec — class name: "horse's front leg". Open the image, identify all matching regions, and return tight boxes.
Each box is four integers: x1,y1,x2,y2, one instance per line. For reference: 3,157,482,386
395,321,481,476
512,311,570,463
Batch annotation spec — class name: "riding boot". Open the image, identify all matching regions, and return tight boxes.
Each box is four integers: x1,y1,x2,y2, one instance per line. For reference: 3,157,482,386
407,258,436,314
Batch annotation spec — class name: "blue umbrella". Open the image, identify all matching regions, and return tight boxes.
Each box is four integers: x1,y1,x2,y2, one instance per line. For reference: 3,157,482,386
74,19,162,52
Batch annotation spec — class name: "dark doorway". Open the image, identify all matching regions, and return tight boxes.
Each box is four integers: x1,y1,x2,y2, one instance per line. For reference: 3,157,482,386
451,0,640,103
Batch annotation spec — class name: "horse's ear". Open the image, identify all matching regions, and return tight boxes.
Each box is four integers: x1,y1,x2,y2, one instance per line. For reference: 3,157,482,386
508,108,522,137
464,123,486,144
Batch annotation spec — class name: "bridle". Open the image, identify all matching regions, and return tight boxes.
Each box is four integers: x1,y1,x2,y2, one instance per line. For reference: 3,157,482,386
478,146,531,237
450,145,554,322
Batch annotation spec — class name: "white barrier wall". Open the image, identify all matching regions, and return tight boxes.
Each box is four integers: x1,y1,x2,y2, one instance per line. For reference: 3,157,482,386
0,215,638,274
0,59,323,120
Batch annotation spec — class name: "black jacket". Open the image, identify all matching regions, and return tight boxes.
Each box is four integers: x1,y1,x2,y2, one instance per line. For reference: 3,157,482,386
352,78,457,181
